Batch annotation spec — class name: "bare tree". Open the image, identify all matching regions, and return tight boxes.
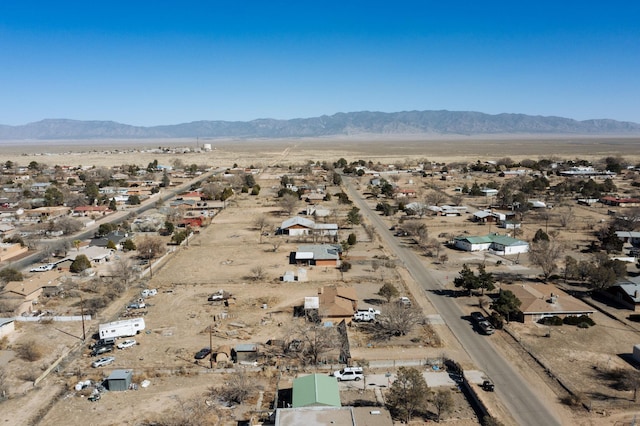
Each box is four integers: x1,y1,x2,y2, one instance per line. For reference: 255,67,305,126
366,303,423,340
528,239,564,280
279,193,299,216
432,389,454,422
253,215,270,243
137,236,164,259
209,371,255,404
52,216,84,235
149,396,220,426
109,257,136,287
425,190,448,207
296,322,339,365
558,206,575,229
250,265,265,281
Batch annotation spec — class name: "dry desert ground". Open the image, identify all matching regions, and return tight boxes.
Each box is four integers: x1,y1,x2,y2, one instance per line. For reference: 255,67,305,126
1,135,640,425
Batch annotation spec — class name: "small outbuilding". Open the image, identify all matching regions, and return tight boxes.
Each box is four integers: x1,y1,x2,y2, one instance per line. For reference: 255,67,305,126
106,369,133,391
232,344,258,363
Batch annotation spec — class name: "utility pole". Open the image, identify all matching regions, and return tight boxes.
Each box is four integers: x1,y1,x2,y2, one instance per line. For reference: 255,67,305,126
209,323,213,369
79,294,86,341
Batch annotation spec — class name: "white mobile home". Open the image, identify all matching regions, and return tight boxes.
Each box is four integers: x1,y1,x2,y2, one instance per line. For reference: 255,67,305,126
99,318,145,339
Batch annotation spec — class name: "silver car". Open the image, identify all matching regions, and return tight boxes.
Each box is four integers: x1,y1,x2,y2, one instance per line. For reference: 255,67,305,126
92,356,115,368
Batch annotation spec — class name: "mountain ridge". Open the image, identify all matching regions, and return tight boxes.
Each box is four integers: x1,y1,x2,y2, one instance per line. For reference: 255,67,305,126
1,110,639,140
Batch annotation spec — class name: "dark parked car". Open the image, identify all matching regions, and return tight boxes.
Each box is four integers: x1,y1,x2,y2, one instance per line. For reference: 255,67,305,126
91,345,114,356
194,347,212,359
482,380,495,391
470,312,485,323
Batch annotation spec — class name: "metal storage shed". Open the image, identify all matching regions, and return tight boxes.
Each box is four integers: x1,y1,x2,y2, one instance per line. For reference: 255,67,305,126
106,369,133,391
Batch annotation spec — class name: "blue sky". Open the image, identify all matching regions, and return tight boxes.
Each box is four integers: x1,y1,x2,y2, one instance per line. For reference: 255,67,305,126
1,1,639,126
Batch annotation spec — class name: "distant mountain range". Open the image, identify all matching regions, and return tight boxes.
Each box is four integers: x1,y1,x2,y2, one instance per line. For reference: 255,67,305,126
1,110,639,140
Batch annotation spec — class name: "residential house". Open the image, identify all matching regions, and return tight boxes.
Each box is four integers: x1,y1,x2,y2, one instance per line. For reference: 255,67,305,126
317,285,358,322
601,196,640,207
90,231,130,250
274,406,392,426
616,231,640,247
280,216,338,238
603,279,640,312
506,283,595,323
72,205,113,217
292,374,341,408
293,244,341,267
453,234,529,255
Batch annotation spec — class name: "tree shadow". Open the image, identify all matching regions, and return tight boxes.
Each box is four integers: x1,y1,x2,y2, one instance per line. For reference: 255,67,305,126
363,298,385,306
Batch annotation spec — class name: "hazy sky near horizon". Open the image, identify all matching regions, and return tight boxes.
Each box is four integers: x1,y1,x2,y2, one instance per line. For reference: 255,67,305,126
1,1,639,126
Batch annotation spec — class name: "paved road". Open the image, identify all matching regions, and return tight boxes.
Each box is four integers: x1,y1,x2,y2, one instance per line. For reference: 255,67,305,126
343,177,561,426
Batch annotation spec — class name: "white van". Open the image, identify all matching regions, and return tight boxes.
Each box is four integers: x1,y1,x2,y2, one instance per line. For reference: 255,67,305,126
332,366,364,381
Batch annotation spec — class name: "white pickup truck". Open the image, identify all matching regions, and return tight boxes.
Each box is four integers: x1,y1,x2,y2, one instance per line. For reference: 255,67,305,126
353,308,381,322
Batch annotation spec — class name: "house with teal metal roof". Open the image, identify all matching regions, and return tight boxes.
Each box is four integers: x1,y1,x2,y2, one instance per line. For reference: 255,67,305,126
454,233,529,255
292,374,341,408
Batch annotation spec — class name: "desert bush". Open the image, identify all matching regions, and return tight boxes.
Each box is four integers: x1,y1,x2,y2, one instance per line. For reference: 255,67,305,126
538,316,563,326
16,340,43,362
563,315,595,327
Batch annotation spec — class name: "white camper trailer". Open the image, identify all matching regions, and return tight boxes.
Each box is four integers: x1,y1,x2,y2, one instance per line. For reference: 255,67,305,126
98,318,146,339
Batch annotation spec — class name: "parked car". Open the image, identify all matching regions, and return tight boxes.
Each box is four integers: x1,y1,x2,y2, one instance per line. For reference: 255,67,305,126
332,367,364,381
208,290,229,302
398,297,412,307
141,289,157,297
470,312,485,323
482,380,495,391
88,393,101,402
91,345,114,356
30,263,56,272
477,320,495,335
89,337,116,349
127,301,146,309
92,356,115,368
117,339,137,349
194,347,212,359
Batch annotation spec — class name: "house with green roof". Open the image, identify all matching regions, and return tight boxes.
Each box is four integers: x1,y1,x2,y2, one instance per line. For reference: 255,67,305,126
292,374,341,408
454,233,529,255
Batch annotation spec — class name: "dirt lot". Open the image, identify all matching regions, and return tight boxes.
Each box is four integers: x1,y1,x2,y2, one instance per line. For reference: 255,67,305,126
2,137,640,425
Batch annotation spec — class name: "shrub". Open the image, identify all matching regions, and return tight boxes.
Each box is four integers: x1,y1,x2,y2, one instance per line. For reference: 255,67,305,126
347,233,357,245
70,255,91,273
563,315,595,327
16,340,42,362
538,316,563,326
488,312,504,330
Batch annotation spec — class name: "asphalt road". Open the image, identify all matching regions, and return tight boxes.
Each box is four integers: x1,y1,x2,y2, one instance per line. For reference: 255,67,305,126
343,176,561,426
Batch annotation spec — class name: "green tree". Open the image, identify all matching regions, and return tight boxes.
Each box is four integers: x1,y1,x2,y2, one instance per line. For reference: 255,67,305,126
106,240,117,250
533,228,549,242
44,186,64,206
84,181,99,204
70,254,91,273
108,198,117,211
164,221,175,234
454,264,480,295
386,367,430,423
492,289,521,321
128,195,141,205
477,264,495,294
172,230,188,245
347,207,362,226
598,226,624,253
250,185,260,195
377,282,400,303
243,173,256,187
347,233,357,246
221,187,234,201
122,239,137,251
97,223,114,236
